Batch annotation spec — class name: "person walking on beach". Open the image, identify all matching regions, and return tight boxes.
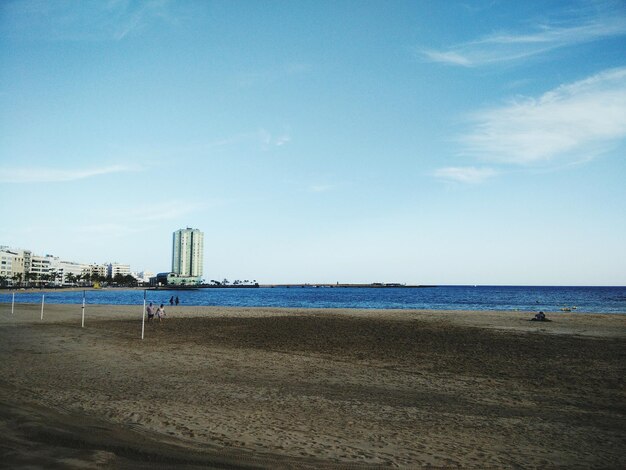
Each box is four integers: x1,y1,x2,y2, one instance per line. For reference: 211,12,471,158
146,302,155,322
169,296,174,306
156,304,166,322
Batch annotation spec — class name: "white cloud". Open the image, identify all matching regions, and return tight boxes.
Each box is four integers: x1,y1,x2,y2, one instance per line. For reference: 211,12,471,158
433,167,497,184
422,9,626,66
274,135,291,147
258,129,291,149
460,67,626,165
0,164,138,183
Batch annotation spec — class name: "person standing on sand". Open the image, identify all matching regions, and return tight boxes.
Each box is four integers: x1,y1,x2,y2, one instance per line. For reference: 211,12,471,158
156,304,166,322
146,302,155,322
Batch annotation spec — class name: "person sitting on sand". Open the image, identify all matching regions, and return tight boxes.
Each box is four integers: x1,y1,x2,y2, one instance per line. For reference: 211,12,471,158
146,302,155,322
531,311,548,321
156,304,166,322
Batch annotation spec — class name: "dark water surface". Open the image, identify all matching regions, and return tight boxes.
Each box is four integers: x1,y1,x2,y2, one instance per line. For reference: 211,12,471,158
2,286,625,314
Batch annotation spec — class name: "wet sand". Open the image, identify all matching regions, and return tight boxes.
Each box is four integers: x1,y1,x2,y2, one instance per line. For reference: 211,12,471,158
1,303,625,468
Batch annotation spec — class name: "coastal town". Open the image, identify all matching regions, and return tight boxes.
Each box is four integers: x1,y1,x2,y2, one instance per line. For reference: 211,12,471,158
0,246,147,288
2,227,418,290
0,227,205,289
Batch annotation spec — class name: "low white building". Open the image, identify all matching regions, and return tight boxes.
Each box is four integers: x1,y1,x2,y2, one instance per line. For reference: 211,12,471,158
51,259,89,285
133,270,154,284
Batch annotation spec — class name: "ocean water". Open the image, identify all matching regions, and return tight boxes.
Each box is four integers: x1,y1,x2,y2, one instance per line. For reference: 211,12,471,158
1,286,625,314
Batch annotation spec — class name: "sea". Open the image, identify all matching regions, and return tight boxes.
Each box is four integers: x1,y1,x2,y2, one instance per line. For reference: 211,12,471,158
1,285,625,314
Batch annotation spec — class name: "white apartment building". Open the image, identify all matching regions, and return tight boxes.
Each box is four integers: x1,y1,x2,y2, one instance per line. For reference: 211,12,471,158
30,254,52,282
172,227,204,278
108,263,130,278
88,264,108,278
0,248,30,285
0,250,18,279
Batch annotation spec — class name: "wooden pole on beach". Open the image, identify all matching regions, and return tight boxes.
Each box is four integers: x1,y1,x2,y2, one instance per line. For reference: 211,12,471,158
40,294,45,320
141,289,146,340
81,290,85,328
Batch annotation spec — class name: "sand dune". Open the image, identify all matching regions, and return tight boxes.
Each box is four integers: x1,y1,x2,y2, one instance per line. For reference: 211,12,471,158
1,304,625,468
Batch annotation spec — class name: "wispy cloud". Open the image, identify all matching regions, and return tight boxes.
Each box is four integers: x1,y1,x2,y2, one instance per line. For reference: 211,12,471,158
72,200,219,241
1,0,180,42
0,164,139,183
433,167,497,184
107,200,217,223
422,7,626,66
460,67,626,165
76,223,144,237
258,129,291,149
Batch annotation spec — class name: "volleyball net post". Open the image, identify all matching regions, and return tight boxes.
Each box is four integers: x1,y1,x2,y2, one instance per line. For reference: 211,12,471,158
141,289,146,340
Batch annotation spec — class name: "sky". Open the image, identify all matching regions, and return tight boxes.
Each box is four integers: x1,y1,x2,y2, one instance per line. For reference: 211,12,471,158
1,0,625,285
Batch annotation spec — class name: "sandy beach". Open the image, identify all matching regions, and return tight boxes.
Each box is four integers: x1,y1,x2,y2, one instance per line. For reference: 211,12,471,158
0,303,624,469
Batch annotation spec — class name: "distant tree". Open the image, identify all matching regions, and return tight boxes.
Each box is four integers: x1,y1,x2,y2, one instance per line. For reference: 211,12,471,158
49,270,62,287
70,273,78,285
222,278,229,286
111,274,137,287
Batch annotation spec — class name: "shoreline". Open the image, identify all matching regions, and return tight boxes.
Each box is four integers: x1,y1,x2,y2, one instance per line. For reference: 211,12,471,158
1,304,625,468
2,300,625,319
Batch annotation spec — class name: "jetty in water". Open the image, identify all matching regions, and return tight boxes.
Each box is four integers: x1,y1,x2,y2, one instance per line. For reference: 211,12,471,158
260,283,436,288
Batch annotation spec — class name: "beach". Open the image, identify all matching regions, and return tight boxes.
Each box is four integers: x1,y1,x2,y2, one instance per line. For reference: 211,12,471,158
1,304,624,469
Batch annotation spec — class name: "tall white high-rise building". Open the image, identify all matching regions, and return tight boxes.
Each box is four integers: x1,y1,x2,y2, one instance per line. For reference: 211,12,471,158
172,227,204,277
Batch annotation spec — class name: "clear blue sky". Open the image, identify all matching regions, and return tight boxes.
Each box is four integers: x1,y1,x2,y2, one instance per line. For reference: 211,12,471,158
1,0,625,285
